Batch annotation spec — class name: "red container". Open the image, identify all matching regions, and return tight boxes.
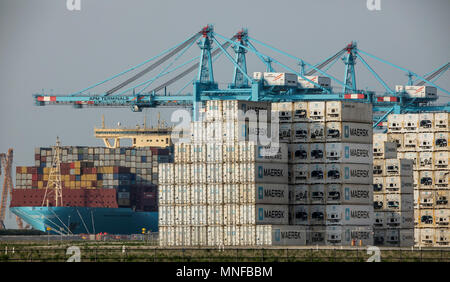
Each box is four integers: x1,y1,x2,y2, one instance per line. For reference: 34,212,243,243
31,174,38,181
16,167,21,174
35,154,40,160
70,162,75,169
41,157,46,162
70,175,75,181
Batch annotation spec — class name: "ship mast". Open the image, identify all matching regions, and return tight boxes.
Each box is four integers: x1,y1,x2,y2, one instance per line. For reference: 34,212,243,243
42,137,63,207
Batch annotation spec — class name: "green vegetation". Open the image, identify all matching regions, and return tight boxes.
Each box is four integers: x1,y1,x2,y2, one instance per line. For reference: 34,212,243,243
0,241,449,262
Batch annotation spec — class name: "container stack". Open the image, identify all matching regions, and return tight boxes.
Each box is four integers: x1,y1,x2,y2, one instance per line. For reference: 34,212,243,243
274,101,374,246
14,146,171,211
158,100,307,247
372,134,415,247
386,113,450,246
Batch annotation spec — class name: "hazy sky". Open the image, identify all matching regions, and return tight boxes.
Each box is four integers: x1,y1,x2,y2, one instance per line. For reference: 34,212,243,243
0,0,449,228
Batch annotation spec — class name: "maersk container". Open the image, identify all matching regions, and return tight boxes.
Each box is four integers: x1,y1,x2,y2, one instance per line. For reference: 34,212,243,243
205,100,223,122
241,162,288,184
387,114,403,132
223,184,239,204
288,143,309,164
310,143,326,163
399,229,415,247
418,151,433,170
298,75,331,89
309,205,326,226
418,132,434,150
435,209,450,226
325,101,372,123
223,120,272,143
325,225,373,246
191,143,206,163
308,226,326,245
419,190,434,208
272,102,293,123
158,184,174,205
223,163,239,184
435,229,450,246
207,205,224,226
191,163,206,184
292,122,309,143
239,142,288,163
385,193,414,212
174,143,191,164
191,184,207,204
207,184,223,204
402,113,419,132
396,85,437,99
224,225,240,246
254,204,289,225
205,122,223,143
239,204,256,225
418,228,435,246
308,101,326,121
253,72,298,87
175,184,190,205
279,123,292,143
207,226,224,247
418,113,435,132
158,205,175,226
289,185,308,205
175,205,191,225
191,121,206,143
419,170,434,188
222,100,271,122
373,212,385,229
327,184,372,205
325,122,372,143
289,164,309,184
435,190,450,209
373,141,397,160
158,163,174,184
292,102,309,122
256,225,306,246
434,132,449,151
326,143,372,164
325,163,372,184
174,163,191,184
403,133,417,150
159,226,175,247
223,143,238,163
190,205,207,226
310,184,325,204
223,204,239,225
385,211,414,229
384,176,414,193
434,112,449,131
249,183,289,204
387,133,404,149
240,225,257,246
384,159,413,176
435,170,449,187
309,122,325,142
206,142,223,163
326,205,373,226
207,163,223,184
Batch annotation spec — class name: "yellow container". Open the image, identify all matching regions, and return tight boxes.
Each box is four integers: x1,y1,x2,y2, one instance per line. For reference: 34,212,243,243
75,161,81,168
43,175,49,181
38,181,43,189
21,167,27,174
75,169,80,175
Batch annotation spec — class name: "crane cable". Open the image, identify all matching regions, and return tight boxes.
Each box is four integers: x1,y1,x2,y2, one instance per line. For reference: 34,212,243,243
416,62,450,86
305,47,347,76
149,34,238,93
105,31,202,96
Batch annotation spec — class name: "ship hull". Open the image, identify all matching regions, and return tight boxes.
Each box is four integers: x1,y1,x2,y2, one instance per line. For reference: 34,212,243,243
10,206,158,235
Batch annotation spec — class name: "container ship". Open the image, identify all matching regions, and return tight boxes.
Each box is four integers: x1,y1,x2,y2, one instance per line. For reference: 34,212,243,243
10,124,174,235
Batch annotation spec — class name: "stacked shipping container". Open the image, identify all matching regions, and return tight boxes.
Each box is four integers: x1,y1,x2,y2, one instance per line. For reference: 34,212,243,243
14,146,172,211
386,113,450,246
159,100,307,246
373,135,415,247
275,101,374,246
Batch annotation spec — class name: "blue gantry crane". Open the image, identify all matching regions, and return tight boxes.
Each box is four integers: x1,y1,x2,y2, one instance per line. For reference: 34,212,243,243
33,25,449,126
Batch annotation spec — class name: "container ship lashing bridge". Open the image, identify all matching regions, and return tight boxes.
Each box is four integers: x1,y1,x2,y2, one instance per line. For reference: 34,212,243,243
32,25,449,128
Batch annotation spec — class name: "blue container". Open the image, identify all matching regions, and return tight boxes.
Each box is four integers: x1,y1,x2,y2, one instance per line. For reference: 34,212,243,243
97,174,103,180
141,156,147,163
113,174,119,180
75,175,81,181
